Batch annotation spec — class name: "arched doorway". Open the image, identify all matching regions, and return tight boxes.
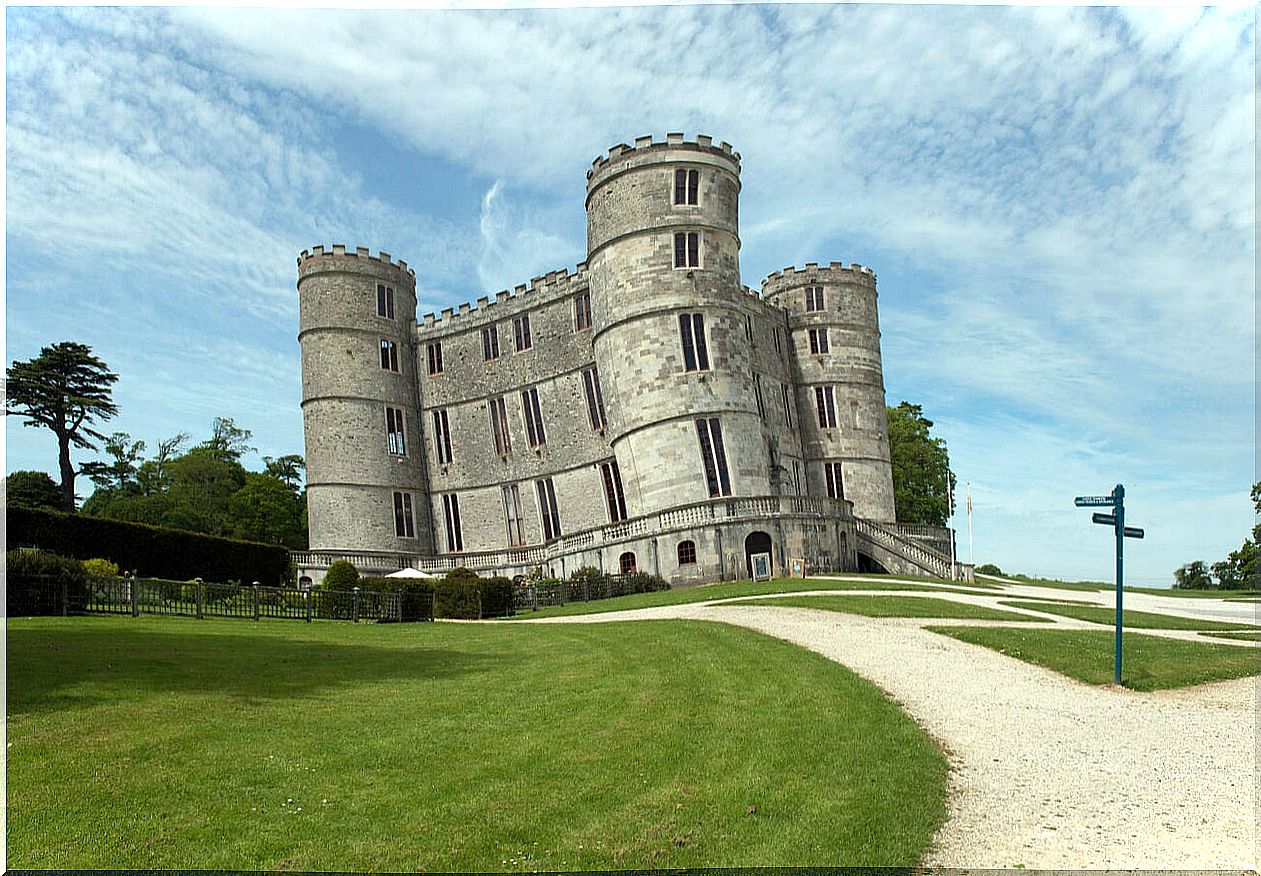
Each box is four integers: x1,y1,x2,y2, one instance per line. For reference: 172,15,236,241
744,531,773,580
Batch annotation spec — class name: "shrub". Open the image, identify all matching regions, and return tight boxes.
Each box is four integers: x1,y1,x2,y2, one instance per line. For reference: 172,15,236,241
568,565,604,601
83,557,120,577
322,560,360,590
624,571,668,594
480,576,514,618
975,563,1003,576
7,549,88,616
435,571,481,620
445,566,479,584
359,575,437,622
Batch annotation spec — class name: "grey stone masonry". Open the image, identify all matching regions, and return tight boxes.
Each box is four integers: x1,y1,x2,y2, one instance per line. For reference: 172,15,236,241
297,134,937,585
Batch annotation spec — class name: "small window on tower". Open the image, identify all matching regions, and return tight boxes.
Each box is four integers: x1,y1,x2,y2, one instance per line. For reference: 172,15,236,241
673,231,700,269
427,342,443,375
805,286,825,312
377,284,395,319
379,339,399,372
574,292,592,332
673,168,700,205
513,314,533,352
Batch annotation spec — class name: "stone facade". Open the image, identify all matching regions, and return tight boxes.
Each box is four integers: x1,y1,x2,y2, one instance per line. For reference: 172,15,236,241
296,134,919,587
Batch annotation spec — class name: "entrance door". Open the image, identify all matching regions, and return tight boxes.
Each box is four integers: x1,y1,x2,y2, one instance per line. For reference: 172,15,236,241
745,531,773,580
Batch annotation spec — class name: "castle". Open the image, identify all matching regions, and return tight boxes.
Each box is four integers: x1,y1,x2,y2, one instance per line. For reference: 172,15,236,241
294,134,961,586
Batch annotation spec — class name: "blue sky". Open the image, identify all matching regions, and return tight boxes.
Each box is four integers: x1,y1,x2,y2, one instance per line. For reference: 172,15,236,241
5,5,1255,585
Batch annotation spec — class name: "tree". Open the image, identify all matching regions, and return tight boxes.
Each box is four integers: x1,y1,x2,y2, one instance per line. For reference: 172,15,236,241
227,473,306,548
887,401,954,526
136,432,188,495
197,417,255,464
79,432,146,492
165,446,248,535
263,454,306,491
5,342,119,511
1173,560,1213,590
6,470,62,510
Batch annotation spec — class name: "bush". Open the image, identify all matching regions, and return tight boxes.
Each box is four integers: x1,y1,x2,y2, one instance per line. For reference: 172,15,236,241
568,566,604,601
83,557,120,577
7,505,289,584
7,549,88,616
359,575,436,622
435,570,481,619
975,563,1003,576
480,576,514,618
624,571,668,594
445,566,479,584
322,560,360,590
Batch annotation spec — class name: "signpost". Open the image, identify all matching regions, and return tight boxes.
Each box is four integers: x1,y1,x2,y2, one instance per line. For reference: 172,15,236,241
1074,484,1145,685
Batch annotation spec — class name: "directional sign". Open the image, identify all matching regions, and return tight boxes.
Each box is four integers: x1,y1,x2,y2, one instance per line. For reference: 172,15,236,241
1075,495,1115,507
1123,527,1144,539
1092,513,1116,525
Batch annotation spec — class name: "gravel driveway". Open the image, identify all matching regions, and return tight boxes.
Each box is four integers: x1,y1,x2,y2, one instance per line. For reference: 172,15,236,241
520,592,1258,869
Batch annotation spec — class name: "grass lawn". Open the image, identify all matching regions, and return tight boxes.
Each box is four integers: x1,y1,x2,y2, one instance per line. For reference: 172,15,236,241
1127,587,1261,599
926,626,1261,691
997,575,1106,593
998,601,1260,632
8,615,947,870
1200,631,1261,642
724,594,1043,622
510,576,1002,620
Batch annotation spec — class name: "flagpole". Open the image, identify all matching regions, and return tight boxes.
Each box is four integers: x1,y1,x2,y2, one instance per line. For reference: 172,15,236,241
966,481,974,567
947,474,957,580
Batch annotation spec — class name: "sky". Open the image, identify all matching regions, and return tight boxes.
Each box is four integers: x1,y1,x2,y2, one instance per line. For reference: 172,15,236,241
4,4,1255,586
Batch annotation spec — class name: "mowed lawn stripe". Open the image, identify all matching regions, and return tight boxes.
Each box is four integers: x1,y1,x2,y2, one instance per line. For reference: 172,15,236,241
998,600,1260,631
725,594,1044,622
8,615,946,871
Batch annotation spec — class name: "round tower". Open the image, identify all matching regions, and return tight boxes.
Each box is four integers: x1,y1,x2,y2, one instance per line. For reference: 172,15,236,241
762,263,896,522
586,134,771,514
297,245,432,555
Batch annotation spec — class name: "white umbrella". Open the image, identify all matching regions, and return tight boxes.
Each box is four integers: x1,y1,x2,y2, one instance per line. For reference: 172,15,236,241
386,567,436,579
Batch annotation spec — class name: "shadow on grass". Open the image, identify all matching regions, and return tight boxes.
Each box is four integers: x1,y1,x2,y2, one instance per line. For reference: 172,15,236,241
8,621,490,716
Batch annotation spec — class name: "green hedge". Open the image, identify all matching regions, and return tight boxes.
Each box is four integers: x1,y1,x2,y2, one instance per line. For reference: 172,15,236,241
360,575,436,622
435,577,481,620
7,549,88,616
7,505,290,585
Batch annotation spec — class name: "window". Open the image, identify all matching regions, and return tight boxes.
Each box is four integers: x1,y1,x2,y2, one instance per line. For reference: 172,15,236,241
793,460,803,495
600,459,628,522
781,385,795,429
825,462,845,499
677,540,697,566
536,478,562,541
695,417,732,498
513,314,532,352
574,292,592,332
441,493,463,552
427,342,443,375
773,327,783,355
815,386,837,428
673,168,699,205
673,231,700,268
745,316,753,342
377,284,395,319
754,376,766,420
619,551,637,574
432,409,452,464
582,366,607,431
379,339,398,372
393,491,415,538
489,396,511,457
678,313,710,371
805,285,825,312
808,328,830,355
482,325,500,361
502,484,525,547
521,386,546,448
386,407,406,456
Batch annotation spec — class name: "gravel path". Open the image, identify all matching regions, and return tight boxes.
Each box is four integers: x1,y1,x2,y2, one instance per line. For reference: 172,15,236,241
519,594,1258,869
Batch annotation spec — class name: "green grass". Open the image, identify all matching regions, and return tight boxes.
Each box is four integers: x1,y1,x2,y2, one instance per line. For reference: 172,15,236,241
1199,631,1261,642
8,615,947,870
998,600,1260,631
997,574,1106,593
725,594,1043,622
927,626,1261,691
1126,587,1261,599
510,576,1005,620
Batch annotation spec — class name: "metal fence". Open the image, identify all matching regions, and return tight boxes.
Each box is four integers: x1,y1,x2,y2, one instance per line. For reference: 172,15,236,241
14,575,430,623
512,573,668,612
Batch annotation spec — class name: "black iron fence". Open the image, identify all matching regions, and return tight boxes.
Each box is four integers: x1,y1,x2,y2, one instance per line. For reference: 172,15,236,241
13,575,434,623
511,572,668,612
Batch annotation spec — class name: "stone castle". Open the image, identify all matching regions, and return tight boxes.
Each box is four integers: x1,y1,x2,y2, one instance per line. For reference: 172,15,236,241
295,134,960,586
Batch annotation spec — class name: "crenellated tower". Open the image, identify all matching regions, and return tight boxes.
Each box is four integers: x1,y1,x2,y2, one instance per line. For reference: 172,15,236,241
298,245,433,554
763,263,896,522
585,133,773,515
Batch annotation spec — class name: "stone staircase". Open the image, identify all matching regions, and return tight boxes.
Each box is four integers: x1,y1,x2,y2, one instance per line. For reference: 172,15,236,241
853,518,973,582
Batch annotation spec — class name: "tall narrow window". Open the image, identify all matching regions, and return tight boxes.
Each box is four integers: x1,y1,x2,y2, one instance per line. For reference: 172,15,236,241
745,316,753,342
521,387,546,448
793,460,802,495
427,342,443,375
502,484,525,547
513,314,532,352
482,325,500,361
773,327,783,355
815,386,837,428
442,494,463,552
805,285,825,312
377,284,395,319
432,409,452,464
386,407,406,455
673,231,700,268
695,417,732,498
825,462,845,499
673,168,699,205
600,459,628,522
781,385,795,430
574,292,592,331
753,376,766,420
582,366,607,431
678,313,710,371
489,396,511,456
379,339,399,372
536,478,562,540
808,328,830,354
393,491,415,538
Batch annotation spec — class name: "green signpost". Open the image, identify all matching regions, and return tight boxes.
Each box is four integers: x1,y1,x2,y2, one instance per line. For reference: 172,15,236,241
1074,484,1144,685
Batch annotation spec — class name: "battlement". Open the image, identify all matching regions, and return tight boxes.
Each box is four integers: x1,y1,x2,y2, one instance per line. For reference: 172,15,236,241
298,244,416,282
419,262,589,332
586,133,740,181
761,262,877,293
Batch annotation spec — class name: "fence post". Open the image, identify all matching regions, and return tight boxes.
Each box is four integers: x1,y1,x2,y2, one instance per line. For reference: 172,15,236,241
305,589,312,623
195,579,204,620
130,576,139,617
252,584,260,621
352,587,360,624
60,575,68,617
477,589,483,620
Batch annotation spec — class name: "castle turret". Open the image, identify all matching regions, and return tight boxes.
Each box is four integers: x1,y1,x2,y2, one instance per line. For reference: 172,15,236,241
585,134,772,514
298,245,433,555
763,263,896,522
